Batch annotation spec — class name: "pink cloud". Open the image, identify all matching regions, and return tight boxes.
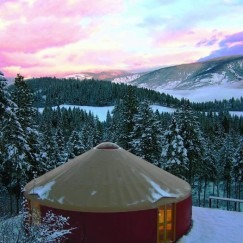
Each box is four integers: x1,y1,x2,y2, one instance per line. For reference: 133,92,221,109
0,51,41,68
153,30,192,47
0,17,92,52
1,47,129,77
0,0,123,20
31,0,124,18
0,0,123,53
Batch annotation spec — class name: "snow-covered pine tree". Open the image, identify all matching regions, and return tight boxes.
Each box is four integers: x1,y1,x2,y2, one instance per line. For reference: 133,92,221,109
111,87,139,150
92,116,104,146
201,137,217,206
103,110,113,141
109,99,124,143
79,113,101,151
172,101,206,185
220,132,237,209
232,136,243,200
0,71,12,119
39,123,57,171
67,129,85,158
178,102,205,186
11,74,46,178
205,114,226,200
129,101,161,166
54,127,69,166
0,72,31,213
161,115,189,180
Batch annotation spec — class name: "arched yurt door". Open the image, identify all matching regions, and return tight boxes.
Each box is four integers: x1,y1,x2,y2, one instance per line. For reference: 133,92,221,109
157,204,176,243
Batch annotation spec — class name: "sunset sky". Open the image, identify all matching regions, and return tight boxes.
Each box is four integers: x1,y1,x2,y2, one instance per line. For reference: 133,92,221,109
1,0,243,78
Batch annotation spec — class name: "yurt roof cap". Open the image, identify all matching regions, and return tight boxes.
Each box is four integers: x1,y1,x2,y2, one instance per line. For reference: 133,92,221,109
95,142,120,150
24,142,191,212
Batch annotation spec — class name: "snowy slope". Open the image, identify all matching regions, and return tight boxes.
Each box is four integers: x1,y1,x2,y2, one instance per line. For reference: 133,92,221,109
111,73,144,84
64,73,93,80
130,55,243,90
178,207,243,243
63,70,130,81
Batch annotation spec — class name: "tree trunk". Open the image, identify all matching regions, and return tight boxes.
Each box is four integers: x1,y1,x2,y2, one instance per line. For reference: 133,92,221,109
203,179,208,207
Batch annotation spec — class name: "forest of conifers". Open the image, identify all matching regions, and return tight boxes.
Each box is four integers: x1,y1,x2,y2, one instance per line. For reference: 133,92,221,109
0,74,243,216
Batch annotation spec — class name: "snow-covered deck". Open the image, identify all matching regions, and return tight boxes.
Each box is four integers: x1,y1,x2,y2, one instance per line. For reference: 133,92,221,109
178,206,243,243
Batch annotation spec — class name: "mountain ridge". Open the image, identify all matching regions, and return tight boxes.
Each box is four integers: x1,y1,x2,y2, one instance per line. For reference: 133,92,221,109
4,55,243,91
128,55,243,90
61,55,243,93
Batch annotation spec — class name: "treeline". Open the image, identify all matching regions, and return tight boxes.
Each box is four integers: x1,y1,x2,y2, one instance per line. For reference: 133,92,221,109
15,77,243,112
22,77,181,107
192,97,243,112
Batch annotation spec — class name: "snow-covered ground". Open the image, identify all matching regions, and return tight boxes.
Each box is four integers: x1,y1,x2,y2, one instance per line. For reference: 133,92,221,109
38,105,114,122
150,105,175,113
38,105,176,121
230,111,243,117
38,104,243,122
178,206,243,243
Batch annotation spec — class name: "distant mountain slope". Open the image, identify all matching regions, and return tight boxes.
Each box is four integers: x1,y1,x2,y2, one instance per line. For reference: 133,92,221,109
130,55,243,90
112,73,145,84
64,73,93,80
64,70,130,81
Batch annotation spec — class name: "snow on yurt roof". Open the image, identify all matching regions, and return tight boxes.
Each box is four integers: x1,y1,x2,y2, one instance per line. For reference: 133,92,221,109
24,142,191,212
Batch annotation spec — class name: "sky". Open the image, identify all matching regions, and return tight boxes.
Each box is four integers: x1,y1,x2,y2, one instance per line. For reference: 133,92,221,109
0,0,243,78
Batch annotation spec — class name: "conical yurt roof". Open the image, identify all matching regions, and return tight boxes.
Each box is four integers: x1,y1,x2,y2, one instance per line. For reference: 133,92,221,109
24,142,191,212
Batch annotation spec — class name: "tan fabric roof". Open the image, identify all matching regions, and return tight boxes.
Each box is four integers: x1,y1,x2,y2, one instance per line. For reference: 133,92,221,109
24,142,191,212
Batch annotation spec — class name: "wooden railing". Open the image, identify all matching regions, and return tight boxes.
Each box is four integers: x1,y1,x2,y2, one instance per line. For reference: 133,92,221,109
209,196,243,211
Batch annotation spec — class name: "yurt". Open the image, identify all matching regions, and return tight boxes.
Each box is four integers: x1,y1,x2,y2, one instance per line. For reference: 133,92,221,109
24,142,192,243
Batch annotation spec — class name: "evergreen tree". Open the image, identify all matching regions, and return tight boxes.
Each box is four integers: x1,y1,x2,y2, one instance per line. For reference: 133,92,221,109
91,116,104,146
0,72,14,119
232,136,243,200
201,137,217,206
112,87,139,150
11,74,45,177
103,110,113,141
109,99,124,143
40,123,57,171
129,101,161,165
172,102,206,185
54,127,68,165
161,115,189,179
67,129,85,158
80,125,93,151
0,72,31,213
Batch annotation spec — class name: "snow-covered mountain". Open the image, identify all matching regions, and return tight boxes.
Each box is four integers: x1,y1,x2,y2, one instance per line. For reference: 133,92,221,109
64,70,130,81
111,73,145,84
64,73,93,80
129,55,243,90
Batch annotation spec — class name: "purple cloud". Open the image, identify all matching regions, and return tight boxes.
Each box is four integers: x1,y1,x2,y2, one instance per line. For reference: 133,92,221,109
198,32,243,61
196,37,218,47
219,31,243,47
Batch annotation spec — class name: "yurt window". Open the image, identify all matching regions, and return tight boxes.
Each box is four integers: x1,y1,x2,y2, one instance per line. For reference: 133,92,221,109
157,204,175,243
30,201,41,225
